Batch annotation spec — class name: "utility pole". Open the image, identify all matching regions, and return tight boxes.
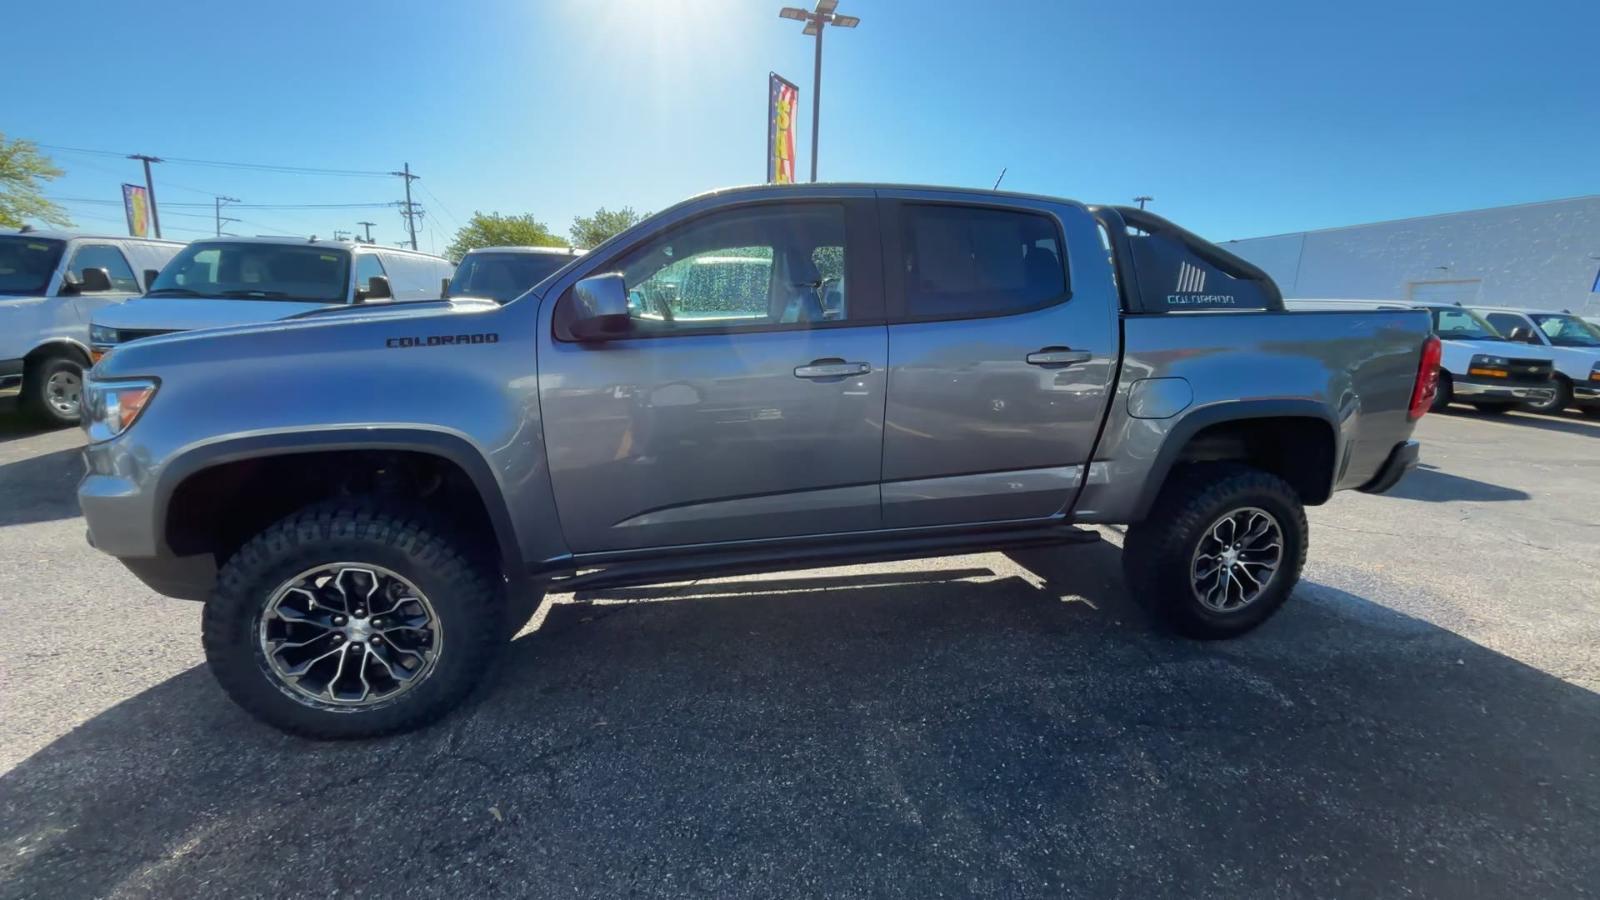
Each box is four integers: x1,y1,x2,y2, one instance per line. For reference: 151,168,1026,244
390,162,420,250
214,195,240,236
778,2,860,182
1134,195,1154,210
357,221,376,243
128,154,163,238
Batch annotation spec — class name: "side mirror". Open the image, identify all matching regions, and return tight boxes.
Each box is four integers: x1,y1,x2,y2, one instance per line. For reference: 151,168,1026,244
143,269,161,292
358,275,392,303
568,274,632,341
77,267,114,293
440,276,451,300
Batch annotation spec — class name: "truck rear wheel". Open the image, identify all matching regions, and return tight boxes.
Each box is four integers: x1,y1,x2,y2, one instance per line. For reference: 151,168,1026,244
202,501,502,739
1122,464,1308,639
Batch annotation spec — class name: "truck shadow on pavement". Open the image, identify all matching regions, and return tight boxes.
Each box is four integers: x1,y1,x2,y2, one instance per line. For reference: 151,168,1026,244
1381,463,1532,503
3,541,1598,898
0,447,84,527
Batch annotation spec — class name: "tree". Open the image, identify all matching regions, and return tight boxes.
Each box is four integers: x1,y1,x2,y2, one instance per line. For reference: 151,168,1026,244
569,206,647,249
0,133,70,229
445,211,564,262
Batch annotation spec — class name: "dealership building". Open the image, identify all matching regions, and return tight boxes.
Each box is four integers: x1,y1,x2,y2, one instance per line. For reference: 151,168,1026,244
1219,195,1600,316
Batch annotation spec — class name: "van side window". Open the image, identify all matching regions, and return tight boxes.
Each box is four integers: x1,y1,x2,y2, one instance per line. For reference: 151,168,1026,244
355,254,387,298
900,204,1065,318
69,244,140,293
1485,312,1538,343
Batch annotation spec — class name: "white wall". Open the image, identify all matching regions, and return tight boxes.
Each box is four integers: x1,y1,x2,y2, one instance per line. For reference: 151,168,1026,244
1220,195,1600,316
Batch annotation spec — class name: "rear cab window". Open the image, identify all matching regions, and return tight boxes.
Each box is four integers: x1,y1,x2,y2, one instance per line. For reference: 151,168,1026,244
450,252,574,304
896,204,1066,319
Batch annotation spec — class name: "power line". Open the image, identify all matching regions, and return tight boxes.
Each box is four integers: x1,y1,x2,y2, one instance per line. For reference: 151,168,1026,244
47,196,395,210
419,183,462,232
38,143,392,178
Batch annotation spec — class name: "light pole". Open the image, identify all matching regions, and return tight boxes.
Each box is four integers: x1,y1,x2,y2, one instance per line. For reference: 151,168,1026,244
1134,195,1154,210
778,1,859,183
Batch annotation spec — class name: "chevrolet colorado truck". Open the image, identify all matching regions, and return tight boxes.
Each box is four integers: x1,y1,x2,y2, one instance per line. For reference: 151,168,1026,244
78,185,1436,738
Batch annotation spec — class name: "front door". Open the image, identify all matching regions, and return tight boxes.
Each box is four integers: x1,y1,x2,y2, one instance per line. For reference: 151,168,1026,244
877,194,1119,528
539,197,887,552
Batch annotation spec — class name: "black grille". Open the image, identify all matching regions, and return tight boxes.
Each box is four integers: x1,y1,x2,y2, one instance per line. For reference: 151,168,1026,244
114,328,177,343
1503,358,1554,385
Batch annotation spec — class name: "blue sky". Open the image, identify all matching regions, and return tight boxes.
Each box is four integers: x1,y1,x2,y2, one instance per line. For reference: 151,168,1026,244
9,0,1598,248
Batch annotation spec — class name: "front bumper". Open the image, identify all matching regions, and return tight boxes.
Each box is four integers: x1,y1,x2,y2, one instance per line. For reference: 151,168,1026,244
0,358,23,400
1358,440,1420,495
80,436,216,601
1574,382,1600,405
1451,376,1554,404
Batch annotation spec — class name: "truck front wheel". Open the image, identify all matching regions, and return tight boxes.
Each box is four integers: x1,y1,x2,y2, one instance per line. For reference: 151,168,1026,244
202,501,502,738
1122,464,1308,639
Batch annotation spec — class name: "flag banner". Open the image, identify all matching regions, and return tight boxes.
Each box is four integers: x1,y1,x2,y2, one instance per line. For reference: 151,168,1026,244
768,73,799,184
122,184,150,237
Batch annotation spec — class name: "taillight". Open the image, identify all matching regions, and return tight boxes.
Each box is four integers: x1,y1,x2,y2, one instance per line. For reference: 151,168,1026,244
1408,334,1442,420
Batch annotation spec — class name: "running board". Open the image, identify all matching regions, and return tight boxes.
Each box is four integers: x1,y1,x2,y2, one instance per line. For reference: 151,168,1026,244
541,524,1101,594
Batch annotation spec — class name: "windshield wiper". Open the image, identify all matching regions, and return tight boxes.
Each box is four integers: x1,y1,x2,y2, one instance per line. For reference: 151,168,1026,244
145,288,202,297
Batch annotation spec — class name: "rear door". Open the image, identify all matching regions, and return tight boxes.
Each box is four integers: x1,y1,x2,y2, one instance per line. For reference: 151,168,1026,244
877,192,1119,528
538,194,888,552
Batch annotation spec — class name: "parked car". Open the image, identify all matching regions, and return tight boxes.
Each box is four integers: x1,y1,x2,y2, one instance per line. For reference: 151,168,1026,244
0,230,184,424
78,185,1436,738
1284,299,1556,414
446,246,584,304
1469,306,1600,416
89,238,454,359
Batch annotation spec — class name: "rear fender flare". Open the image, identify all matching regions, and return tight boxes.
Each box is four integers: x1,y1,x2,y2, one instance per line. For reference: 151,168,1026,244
1132,399,1341,521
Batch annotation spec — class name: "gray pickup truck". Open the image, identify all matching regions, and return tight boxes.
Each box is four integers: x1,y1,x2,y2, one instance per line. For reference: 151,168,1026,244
78,185,1435,738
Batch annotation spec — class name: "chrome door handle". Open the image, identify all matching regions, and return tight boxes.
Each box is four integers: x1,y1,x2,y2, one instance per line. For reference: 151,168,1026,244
1025,348,1092,367
794,359,871,379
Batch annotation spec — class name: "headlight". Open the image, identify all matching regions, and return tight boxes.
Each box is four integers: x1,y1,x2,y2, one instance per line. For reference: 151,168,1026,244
1470,354,1509,368
83,377,158,442
89,324,117,345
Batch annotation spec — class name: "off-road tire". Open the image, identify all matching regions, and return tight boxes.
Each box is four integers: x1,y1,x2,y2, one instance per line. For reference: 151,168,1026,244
202,501,502,739
1122,464,1308,639
1523,376,1571,415
23,354,84,427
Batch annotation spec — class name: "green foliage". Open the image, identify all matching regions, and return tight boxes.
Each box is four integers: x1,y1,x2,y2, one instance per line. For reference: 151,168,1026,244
569,206,647,250
445,211,565,262
0,133,70,229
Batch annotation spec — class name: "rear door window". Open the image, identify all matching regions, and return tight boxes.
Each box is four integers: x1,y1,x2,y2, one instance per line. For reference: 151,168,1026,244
69,244,140,293
897,204,1066,319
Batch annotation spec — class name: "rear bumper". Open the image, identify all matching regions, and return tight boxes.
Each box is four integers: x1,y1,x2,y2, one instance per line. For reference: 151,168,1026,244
1358,440,1420,495
0,358,23,399
1451,377,1554,404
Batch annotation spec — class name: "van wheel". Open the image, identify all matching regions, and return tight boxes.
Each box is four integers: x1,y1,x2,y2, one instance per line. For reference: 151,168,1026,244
1122,464,1307,639
1523,376,1571,415
1430,371,1453,411
23,355,84,427
202,502,501,739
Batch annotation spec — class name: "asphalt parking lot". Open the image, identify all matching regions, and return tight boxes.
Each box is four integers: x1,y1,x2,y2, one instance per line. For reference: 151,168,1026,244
1,402,1597,899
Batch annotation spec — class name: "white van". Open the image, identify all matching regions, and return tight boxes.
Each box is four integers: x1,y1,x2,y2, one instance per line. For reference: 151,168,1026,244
0,230,185,424
91,237,454,359
1286,298,1558,413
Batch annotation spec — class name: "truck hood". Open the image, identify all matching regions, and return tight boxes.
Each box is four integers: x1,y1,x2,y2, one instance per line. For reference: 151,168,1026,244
94,296,341,332
94,297,503,376
1446,338,1555,360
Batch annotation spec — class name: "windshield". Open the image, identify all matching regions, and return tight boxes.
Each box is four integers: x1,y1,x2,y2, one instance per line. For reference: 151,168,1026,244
1430,307,1502,341
448,252,574,304
0,236,66,296
1529,313,1600,348
148,242,352,303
